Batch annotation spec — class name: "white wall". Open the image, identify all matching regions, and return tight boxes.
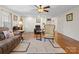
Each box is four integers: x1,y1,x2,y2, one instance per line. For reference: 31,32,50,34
24,16,36,32
56,7,79,41
24,16,57,33
24,16,47,32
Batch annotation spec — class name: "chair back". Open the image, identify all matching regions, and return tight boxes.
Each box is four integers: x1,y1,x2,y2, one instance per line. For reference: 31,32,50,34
44,24,55,38
35,25,40,30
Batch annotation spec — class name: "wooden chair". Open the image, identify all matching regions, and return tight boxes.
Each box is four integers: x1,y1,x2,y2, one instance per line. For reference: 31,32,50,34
44,24,55,41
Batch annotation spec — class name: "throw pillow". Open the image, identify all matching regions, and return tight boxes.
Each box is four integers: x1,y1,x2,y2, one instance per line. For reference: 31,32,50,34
8,29,14,38
3,31,9,39
0,32,5,41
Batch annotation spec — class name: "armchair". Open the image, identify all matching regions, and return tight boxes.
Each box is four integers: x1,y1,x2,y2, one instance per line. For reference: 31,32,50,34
34,25,41,34
44,24,55,40
34,25,42,40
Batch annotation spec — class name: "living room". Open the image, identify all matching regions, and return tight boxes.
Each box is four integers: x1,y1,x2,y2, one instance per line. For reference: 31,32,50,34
0,5,79,54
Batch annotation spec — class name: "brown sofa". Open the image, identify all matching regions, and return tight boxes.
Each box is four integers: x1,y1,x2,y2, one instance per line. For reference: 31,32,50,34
0,27,21,54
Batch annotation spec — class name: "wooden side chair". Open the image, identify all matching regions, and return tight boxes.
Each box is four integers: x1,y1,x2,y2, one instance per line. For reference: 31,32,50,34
44,24,55,42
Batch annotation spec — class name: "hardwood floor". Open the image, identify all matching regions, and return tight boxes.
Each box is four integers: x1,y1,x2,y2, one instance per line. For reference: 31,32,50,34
22,32,35,40
22,32,45,40
22,32,79,54
55,32,79,54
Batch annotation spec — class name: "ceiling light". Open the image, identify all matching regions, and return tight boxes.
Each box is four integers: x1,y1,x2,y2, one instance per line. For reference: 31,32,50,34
37,8,44,13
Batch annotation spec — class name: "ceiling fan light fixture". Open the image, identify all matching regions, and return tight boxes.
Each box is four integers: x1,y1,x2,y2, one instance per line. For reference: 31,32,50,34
35,5,50,13
37,8,44,13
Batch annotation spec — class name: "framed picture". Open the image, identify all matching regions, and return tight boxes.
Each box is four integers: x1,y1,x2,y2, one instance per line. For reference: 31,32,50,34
66,13,73,21
13,15,18,21
47,18,51,21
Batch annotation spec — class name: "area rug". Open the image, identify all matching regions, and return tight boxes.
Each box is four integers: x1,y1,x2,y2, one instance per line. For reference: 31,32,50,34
48,39,61,48
12,40,30,52
36,38,61,48
11,39,65,54
26,39,65,54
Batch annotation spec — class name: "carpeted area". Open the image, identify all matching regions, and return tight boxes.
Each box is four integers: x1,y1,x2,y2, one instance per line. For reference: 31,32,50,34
26,39,65,54
11,40,30,54
11,38,65,54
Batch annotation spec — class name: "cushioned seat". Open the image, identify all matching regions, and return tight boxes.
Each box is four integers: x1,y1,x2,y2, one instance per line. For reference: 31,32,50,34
0,40,9,53
0,27,21,54
34,25,41,34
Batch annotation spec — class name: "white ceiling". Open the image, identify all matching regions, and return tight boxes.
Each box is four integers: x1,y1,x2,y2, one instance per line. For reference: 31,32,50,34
3,5,79,17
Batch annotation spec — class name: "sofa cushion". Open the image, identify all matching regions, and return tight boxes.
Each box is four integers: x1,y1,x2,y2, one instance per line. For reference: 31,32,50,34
8,30,14,38
0,27,21,54
0,32,5,41
3,31,9,39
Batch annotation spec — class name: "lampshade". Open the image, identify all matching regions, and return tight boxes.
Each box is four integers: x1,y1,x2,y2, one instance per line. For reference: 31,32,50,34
18,21,23,27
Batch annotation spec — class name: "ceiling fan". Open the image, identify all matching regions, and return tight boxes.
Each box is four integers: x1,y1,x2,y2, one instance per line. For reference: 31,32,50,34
35,5,50,13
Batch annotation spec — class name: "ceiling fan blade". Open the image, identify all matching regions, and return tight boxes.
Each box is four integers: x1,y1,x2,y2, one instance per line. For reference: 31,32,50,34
44,6,50,9
34,5,39,8
44,10,49,12
35,5,42,9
